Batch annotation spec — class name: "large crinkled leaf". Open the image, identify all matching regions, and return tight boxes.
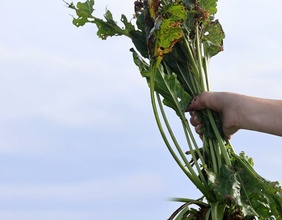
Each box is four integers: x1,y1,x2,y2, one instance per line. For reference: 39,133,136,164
207,165,241,204
207,165,258,218
232,152,282,219
208,152,282,219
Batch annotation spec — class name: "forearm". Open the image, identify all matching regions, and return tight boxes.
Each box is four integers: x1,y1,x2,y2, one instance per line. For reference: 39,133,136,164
187,92,282,137
238,96,282,136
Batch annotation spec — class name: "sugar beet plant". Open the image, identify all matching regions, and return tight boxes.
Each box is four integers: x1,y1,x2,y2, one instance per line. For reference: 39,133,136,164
67,0,282,219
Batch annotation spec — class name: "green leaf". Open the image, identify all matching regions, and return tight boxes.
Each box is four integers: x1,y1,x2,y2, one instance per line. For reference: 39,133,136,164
130,48,150,79
207,165,241,204
207,151,282,219
203,20,225,58
232,152,282,219
130,30,148,58
129,12,149,58
67,0,133,39
72,15,89,27
198,0,218,16
121,15,135,32
239,151,254,167
184,9,198,33
67,0,95,27
131,47,191,114
94,14,123,39
76,0,94,16
207,165,258,218
183,0,196,9
154,70,191,115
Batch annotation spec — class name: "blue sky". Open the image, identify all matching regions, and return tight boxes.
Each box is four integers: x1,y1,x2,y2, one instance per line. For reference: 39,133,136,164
1,0,282,219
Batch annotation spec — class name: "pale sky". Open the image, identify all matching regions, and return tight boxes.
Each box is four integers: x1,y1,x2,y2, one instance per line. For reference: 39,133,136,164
0,0,282,219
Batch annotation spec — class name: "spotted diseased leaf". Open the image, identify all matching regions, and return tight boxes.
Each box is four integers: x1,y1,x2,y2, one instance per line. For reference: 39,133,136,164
198,0,218,16
149,3,187,58
203,20,225,58
155,19,183,57
148,0,160,18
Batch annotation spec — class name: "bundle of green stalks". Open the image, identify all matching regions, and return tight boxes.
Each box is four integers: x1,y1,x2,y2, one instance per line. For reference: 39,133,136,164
67,0,282,219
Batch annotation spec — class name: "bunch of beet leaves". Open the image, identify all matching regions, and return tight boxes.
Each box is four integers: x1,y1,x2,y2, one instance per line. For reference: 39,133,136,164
66,0,282,219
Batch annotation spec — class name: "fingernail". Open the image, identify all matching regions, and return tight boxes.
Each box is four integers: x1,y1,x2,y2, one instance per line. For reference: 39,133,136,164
187,97,197,111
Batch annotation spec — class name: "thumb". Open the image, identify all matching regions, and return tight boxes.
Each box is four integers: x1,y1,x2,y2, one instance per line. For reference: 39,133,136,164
186,92,210,112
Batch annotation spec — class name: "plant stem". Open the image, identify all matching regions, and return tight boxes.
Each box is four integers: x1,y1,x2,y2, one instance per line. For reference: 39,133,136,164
172,197,209,208
156,94,210,193
195,26,207,92
210,202,226,220
148,60,210,194
206,110,231,166
208,138,218,174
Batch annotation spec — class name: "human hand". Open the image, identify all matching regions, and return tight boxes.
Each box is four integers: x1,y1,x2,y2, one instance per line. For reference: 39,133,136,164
186,92,241,139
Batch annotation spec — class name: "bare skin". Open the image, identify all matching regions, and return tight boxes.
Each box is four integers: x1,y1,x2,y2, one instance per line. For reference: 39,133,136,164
186,92,282,138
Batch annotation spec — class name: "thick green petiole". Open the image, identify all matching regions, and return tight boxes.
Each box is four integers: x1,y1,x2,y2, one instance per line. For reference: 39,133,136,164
149,60,211,195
